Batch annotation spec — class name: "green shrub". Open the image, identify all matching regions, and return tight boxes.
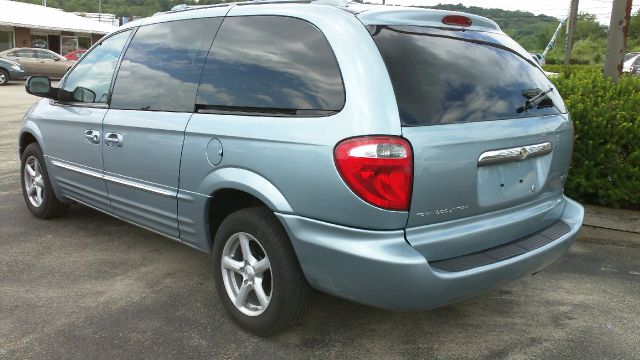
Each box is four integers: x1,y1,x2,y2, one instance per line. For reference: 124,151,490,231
548,66,640,208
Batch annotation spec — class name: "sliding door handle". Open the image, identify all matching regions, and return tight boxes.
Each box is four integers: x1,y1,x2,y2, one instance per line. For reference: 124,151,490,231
104,132,124,147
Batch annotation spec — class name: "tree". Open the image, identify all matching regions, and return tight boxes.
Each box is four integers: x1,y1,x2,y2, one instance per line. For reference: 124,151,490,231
629,10,640,50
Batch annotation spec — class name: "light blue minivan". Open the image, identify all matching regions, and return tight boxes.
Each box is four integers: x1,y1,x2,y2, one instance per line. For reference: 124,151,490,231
19,0,584,335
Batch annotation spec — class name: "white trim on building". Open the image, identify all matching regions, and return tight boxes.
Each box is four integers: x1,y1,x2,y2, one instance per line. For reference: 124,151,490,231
0,0,117,34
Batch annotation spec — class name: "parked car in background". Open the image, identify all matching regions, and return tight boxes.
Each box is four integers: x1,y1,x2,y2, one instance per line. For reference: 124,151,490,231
630,57,640,75
0,57,25,85
63,49,88,62
19,2,584,336
623,54,640,74
0,48,73,78
530,52,545,66
624,52,640,62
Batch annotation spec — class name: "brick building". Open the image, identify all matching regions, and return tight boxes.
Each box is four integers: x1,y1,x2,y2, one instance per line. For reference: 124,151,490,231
0,0,117,55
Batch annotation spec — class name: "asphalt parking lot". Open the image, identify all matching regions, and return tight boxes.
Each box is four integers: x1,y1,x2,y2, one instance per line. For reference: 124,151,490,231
1,82,639,359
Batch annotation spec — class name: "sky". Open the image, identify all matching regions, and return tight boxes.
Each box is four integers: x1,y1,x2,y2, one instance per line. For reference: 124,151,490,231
376,0,640,24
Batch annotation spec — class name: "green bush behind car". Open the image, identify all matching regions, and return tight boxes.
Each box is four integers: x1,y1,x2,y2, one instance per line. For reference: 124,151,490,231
546,65,640,209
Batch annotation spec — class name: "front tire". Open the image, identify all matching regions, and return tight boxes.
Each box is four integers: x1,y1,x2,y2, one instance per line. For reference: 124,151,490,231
0,69,9,86
212,207,310,336
21,143,68,219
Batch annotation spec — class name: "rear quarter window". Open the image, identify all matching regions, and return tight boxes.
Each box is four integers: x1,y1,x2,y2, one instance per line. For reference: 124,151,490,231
196,15,345,116
371,26,566,126
35,50,56,60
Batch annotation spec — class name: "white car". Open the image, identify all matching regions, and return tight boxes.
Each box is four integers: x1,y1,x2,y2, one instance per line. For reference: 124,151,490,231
530,52,545,66
622,53,640,73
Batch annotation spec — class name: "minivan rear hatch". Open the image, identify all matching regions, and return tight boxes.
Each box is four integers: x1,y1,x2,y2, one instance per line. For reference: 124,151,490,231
369,24,574,260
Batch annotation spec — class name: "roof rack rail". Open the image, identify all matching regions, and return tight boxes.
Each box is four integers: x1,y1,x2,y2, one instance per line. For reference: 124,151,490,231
164,0,353,15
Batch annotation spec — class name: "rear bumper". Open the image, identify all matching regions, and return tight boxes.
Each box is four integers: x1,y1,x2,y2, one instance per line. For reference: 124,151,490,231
277,196,583,311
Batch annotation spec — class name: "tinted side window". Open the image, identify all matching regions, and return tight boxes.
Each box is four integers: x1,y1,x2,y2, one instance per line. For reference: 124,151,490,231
110,18,222,112
197,16,344,115
62,30,131,103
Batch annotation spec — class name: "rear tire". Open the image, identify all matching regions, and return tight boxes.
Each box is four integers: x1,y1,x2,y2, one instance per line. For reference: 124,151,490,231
212,207,310,336
21,143,69,219
0,69,9,86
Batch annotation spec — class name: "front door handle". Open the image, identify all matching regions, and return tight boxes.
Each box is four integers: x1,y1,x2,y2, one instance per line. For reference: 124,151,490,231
84,129,100,144
104,132,124,147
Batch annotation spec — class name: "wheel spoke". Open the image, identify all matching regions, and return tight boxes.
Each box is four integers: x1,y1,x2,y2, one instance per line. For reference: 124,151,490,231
35,162,42,177
26,163,36,177
254,277,270,308
238,233,256,264
36,186,43,203
253,257,270,275
222,256,244,273
234,283,251,308
35,176,44,188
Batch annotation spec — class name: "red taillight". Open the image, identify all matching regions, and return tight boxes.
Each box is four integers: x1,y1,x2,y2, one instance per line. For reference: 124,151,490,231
334,136,413,211
442,15,472,27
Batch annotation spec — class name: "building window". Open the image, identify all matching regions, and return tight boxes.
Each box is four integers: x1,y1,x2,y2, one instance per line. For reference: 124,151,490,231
78,36,91,50
31,34,48,49
61,36,78,55
0,30,14,51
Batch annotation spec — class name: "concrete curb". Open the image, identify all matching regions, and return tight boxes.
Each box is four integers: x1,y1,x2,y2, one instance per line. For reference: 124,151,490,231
576,205,640,247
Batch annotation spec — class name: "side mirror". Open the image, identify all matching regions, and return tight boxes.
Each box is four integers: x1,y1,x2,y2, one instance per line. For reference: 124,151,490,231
53,57,60,61
72,86,96,103
25,76,54,98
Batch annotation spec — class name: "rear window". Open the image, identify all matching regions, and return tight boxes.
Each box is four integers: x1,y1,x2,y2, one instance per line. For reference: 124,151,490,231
371,25,566,126
624,53,639,62
35,50,56,60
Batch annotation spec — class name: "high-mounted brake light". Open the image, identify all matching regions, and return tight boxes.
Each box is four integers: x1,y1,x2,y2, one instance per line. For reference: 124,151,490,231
442,15,472,27
334,136,413,211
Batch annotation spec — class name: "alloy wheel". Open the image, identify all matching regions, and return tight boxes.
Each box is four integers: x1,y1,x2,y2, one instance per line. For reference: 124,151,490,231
221,232,273,317
23,156,45,207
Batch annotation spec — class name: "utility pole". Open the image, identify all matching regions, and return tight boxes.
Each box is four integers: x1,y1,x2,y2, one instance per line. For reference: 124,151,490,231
603,0,633,81
564,0,579,65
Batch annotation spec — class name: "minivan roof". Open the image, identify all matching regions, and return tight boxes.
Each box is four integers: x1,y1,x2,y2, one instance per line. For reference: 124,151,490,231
124,0,500,33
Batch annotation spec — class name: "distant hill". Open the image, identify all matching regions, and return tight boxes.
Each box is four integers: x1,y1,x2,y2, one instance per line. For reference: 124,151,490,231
427,4,561,51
